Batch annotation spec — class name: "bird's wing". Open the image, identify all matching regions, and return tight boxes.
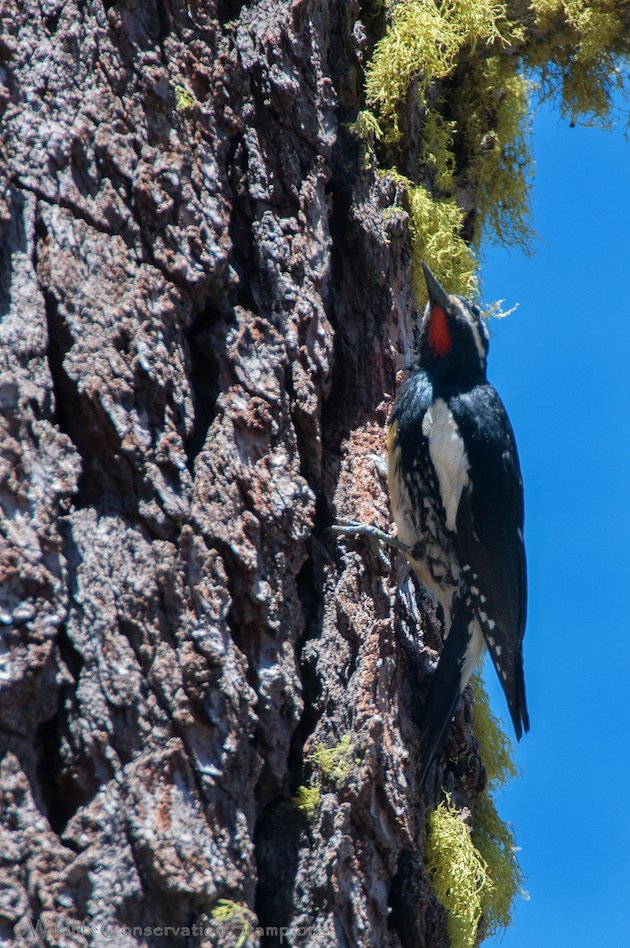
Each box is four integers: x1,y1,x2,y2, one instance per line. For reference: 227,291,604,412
449,385,528,737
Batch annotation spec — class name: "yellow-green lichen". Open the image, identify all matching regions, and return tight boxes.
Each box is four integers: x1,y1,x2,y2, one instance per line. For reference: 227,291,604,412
293,783,322,818
406,183,478,304
174,84,195,111
346,109,384,143
470,672,525,938
210,900,255,948
346,110,384,169
471,670,518,789
383,173,478,306
527,0,629,128
365,0,515,146
425,796,491,948
362,0,630,307
472,791,526,938
450,57,535,250
363,0,533,305
425,675,524,943
418,108,457,193
310,734,354,783
293,735,355,819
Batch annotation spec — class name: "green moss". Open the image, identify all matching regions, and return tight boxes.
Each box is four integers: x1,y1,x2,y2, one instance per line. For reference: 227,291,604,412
310,734,354,783
425,796,491,948
293,784,322,818
210,900,255,948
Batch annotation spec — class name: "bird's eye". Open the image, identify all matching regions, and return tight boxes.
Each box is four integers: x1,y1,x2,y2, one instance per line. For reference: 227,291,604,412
470,303,481,319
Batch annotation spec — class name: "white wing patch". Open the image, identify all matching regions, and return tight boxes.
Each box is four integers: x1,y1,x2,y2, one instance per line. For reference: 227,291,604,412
422,398,470,531
460,621,486,691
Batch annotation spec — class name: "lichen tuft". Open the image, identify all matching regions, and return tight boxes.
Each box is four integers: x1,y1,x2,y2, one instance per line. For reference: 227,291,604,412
471,672,525,938
310,734,354,784
382,173,478,306
471,670,519,789
529,0,629,128
210,900,255,948
293,784,322,818
425,795,491,948
425,675,525,943
473,791,526,938
363,0,630,306
173,84,194,111
365,0,514,145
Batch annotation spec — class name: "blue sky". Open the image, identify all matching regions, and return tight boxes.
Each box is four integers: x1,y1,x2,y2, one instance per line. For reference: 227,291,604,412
481,95,630,945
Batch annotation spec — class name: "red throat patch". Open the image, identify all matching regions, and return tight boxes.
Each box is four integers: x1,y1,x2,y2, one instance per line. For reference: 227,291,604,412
428,305,452,356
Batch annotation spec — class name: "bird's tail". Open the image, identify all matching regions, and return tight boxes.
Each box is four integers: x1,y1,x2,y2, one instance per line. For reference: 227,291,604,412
502,650,530,740
418,605,471,787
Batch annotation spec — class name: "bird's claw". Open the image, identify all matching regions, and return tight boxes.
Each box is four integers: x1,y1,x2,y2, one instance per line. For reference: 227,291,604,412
330,519,412,570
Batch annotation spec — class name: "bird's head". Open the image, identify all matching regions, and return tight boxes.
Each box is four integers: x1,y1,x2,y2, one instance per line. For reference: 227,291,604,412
419,264,489,383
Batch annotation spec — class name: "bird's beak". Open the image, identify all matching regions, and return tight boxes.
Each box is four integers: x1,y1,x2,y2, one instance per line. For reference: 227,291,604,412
422,263,450,310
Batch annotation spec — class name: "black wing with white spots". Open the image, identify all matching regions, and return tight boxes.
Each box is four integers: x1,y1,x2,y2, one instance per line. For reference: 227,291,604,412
450,384,529,738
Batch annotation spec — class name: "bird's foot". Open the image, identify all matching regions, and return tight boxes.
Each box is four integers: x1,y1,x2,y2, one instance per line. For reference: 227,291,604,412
330,518,412,570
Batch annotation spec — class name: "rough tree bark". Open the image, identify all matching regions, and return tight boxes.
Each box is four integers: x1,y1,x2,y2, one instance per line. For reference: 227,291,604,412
0,2,484,945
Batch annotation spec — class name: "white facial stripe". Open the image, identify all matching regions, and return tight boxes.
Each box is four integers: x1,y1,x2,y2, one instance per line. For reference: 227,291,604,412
422,398,470,531
451,295,486,362
468,318,486,362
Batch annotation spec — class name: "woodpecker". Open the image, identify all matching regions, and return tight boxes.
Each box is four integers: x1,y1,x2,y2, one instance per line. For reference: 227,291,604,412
388,264,529,784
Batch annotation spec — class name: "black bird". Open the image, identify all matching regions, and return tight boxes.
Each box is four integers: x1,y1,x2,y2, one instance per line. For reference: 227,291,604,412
386,264,529,784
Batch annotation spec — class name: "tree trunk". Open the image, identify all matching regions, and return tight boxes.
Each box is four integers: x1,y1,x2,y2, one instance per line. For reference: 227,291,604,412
0,1,482,944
